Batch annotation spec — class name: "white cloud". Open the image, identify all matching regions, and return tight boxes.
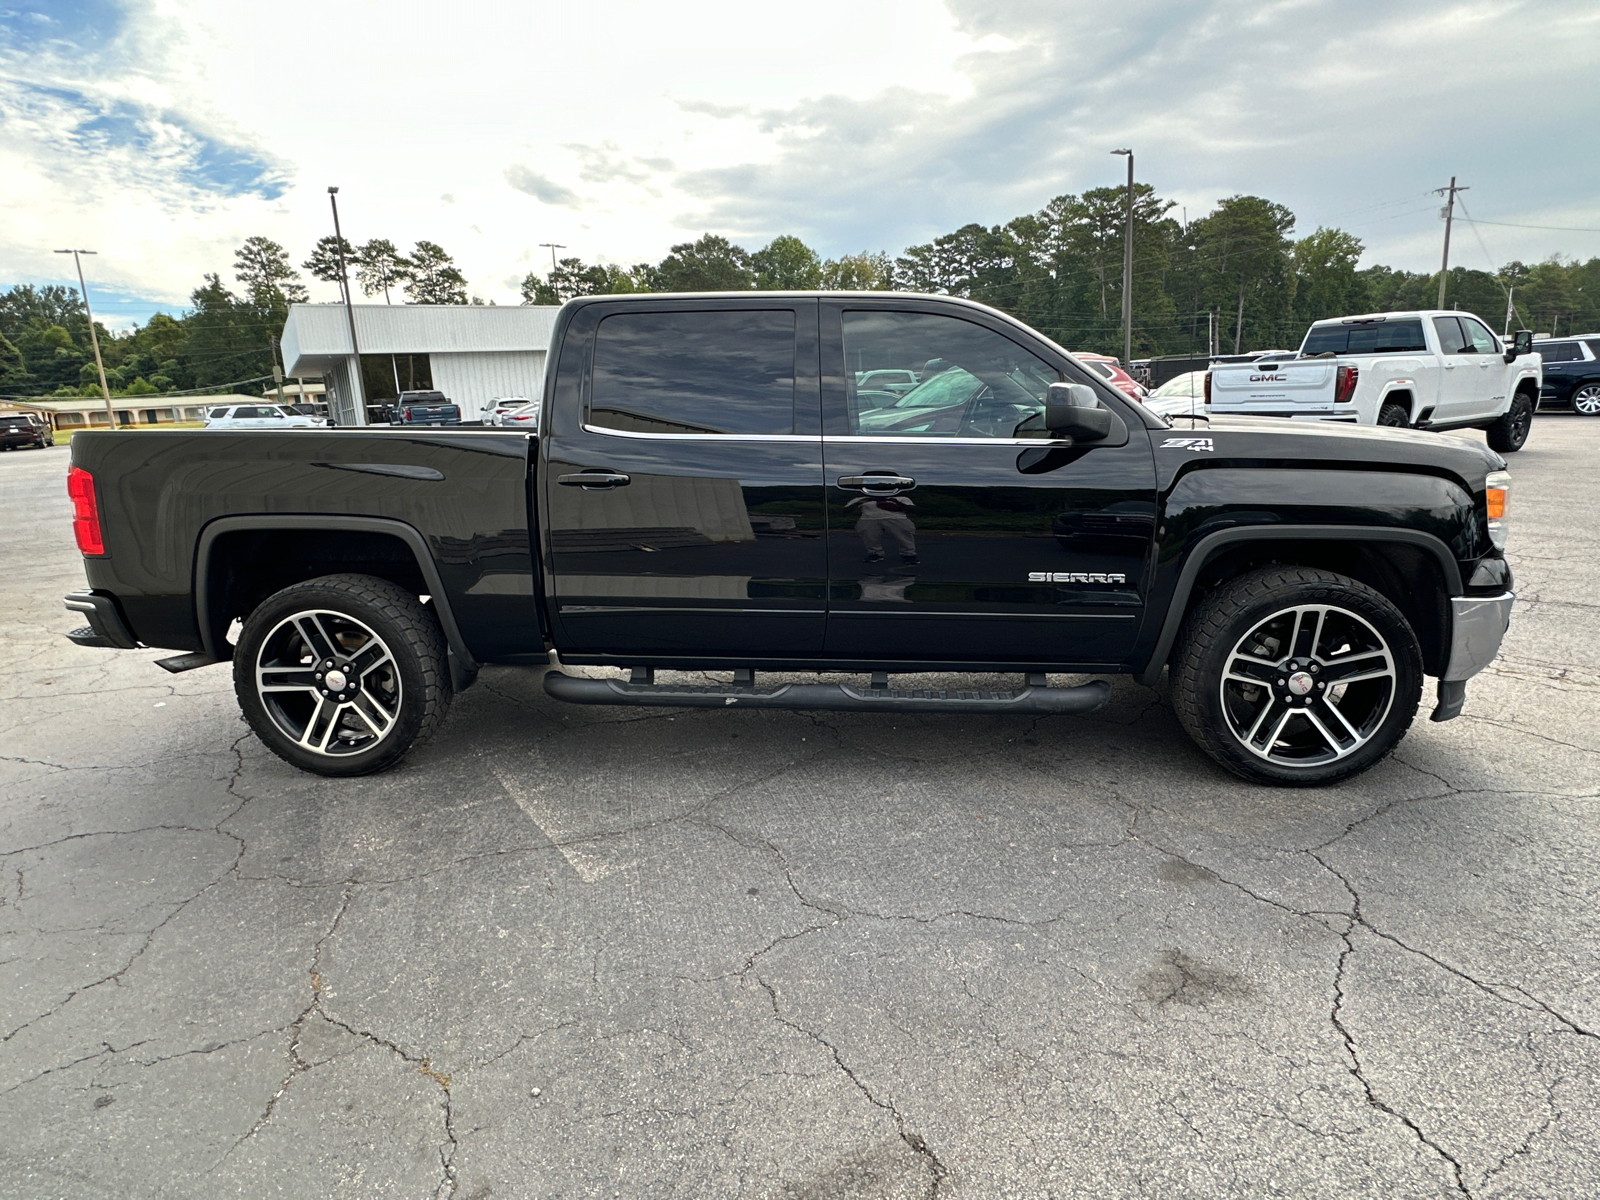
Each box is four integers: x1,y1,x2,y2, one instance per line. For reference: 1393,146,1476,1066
2,0,1598,314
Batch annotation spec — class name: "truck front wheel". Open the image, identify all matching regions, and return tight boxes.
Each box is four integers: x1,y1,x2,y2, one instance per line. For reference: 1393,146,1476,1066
1485,392,1533,452
1170,567,1422,786
233,574,452,777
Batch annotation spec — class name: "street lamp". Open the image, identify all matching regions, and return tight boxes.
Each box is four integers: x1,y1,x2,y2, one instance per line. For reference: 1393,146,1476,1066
55,249,116,430
1110,149,1133,368
539,243,566,274
327,187,366,425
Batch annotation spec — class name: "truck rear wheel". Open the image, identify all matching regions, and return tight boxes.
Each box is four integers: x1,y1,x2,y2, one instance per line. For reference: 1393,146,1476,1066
1170,567,1422,786
1485,392,1533,452
233,574,452,777
1377,402,1409,428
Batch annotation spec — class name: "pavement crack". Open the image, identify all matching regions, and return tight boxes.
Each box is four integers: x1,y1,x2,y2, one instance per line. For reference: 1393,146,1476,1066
754,975,949,1197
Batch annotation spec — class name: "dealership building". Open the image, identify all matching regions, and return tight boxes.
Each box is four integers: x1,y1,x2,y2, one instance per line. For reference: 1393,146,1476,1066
279,303,560,425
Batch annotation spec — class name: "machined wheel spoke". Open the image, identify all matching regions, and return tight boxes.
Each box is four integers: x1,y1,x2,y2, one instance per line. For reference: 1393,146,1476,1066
258,666,318,692
297,696,339,751
1290,607,1325,661
1245,697,1293,750
293,614,338,662
350,689,394,735
1305,698,1358,752
351,643,393,676
1318,652,1391,684
1225,656,1279,685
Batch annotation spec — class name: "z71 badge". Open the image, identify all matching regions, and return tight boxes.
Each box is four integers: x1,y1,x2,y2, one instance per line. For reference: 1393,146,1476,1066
1161,436,1214,452
1029,572,1128,584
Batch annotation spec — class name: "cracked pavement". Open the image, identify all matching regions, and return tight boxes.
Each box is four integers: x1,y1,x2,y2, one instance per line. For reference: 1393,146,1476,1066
2,422,1597,1198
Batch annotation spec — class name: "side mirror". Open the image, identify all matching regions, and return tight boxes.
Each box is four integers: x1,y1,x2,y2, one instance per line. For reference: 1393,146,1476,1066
1045,382,1113,441
1506,329,1533,362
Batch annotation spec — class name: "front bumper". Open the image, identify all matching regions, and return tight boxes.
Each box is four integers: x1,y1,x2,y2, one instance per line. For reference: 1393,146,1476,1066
1430,590,1514,721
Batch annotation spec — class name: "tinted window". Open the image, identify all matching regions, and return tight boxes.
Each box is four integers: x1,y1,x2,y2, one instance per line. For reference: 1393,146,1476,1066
1302,320,1429,355
1432,316,1468,354
590,310,797,436
209,407,231,418
1460,317,1499,354
842,310,1061,438
1536,341,1584,363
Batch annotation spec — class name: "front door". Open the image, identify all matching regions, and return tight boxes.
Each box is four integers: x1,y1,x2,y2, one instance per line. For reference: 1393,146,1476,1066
543,300,827,660
820,301,1156,667
1431,315,1479,422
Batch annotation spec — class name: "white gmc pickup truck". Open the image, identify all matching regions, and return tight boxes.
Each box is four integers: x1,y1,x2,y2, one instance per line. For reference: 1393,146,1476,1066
1207,311,1542,452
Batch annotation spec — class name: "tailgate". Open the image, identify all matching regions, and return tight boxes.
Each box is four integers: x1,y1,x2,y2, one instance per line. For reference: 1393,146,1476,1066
1209,361,1335,413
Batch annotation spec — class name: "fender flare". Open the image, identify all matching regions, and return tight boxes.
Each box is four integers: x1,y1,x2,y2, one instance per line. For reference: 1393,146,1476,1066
194,514,479,691
1134,524,1463,686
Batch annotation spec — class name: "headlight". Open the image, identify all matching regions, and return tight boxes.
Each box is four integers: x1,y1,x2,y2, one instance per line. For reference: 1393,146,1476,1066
1485,469,1511,549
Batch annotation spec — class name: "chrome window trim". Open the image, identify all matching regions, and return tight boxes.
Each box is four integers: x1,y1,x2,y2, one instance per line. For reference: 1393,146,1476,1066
822,435,1080,447
581,423,818,442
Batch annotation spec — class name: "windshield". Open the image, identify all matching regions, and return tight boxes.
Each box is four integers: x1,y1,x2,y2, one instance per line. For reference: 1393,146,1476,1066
1151,371,1206,399
1301,320,1428,355
888,366,986,409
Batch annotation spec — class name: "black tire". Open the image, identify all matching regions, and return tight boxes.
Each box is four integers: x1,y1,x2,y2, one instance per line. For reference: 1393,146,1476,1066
1570,383,1600,417
1377,402,1409,428
1486,392,1534,452
233,573,451,777
1171,567,1422,786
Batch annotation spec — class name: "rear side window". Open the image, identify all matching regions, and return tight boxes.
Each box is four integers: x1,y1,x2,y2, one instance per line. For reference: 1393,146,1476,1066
590,310,797,435
1302,320,1428,355
1432,316,1468,354
1537,341,1584,363
209,407,231,418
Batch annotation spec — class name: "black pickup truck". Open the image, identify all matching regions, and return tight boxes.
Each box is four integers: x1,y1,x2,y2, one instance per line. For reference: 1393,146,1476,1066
62,293,1515,785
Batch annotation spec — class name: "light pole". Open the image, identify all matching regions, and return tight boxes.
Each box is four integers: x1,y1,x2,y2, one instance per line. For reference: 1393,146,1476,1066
1111,149,1133,367
328,187,367,425
55,249,116,429
539,243,566,275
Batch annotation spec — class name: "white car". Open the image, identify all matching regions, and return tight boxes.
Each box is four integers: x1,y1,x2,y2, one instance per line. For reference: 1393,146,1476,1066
484,397,534,426
1142,370,1209,418
204,403,319,430
499,402,541,430
1207,311,1542,451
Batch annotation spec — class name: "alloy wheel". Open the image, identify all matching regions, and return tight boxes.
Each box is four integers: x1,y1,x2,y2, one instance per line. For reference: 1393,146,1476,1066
1573,384,1600,416
1219,604,1396,768
253,609,402,756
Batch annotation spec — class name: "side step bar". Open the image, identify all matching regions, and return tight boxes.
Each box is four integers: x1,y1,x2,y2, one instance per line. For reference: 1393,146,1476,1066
544,671,1111,715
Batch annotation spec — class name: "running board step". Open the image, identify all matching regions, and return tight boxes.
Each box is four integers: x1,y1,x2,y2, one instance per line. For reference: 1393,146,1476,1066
543,672,1111,714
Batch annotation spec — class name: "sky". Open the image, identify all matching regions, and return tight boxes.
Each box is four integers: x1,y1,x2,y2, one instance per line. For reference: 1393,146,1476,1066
3,0,1598,329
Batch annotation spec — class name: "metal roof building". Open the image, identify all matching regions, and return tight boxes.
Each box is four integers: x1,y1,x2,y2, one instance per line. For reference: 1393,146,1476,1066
280,303,560,425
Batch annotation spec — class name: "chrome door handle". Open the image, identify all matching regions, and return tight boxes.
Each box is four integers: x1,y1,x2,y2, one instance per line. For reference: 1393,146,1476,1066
558,471,631,489
836,474,915,493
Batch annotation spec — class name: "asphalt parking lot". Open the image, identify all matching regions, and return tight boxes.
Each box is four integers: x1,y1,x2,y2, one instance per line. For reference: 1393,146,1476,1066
2,420,1597,1200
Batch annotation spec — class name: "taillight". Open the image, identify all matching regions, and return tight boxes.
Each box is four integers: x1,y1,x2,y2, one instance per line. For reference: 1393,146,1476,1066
67,465,104,555
1335,365,1359,404
1203,371,1211,405
404,408,412,420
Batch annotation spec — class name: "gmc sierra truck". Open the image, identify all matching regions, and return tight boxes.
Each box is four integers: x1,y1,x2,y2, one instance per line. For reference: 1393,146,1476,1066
62,292,1515,786
1208,310,1540,451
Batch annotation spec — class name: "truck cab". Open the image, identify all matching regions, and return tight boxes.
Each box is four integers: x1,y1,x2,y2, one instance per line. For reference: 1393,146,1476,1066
1207,310,1541,451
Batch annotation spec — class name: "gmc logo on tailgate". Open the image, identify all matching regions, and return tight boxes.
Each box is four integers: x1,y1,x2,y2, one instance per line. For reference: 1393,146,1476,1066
1249,373,1288,382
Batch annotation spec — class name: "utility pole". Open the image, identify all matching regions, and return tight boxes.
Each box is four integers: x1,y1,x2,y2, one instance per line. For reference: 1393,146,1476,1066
1434,176,1468,309
1111,149,1133,366
327,188,367,425
539,243,566,275
269,336,287,407
55,249,116,429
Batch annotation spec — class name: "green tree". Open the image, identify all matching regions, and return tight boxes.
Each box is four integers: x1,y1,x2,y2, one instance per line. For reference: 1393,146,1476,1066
821,251,894,290
0,331,28,390
302,235,360,290
405,241,468,304
653,234,754,291
752,236,822,289
1292,227,1370,326
235,236,309,305
356,238,411,302
1188,196,1297,352
521,257,641,304
1517,259,1581,335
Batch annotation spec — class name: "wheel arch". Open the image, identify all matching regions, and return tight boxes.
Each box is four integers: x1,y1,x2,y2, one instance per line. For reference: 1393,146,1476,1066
195,516,478,690
1136,526,1461,685
1378,387,1416,420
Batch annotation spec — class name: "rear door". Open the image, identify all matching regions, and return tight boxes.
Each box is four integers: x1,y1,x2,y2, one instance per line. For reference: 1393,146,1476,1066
820,299,1156,667
542,299,827,660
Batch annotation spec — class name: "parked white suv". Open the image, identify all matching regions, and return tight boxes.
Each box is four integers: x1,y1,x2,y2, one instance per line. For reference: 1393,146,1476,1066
204,403,319,430
1208,311,1542,451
